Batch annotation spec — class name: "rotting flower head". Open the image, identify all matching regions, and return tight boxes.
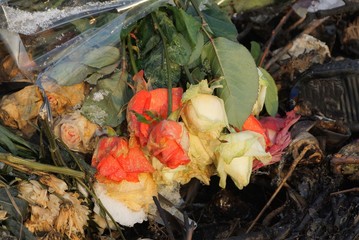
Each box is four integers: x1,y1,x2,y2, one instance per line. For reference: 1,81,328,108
181,80,228,139
55,192,90,239
215,131,272,189
18,179,89,239
126,88,183,146
41,80,86,116
147,120,190,169
0,85,43,137
54,111,100,153
92,136,154,182
93,173,157,227
39,174,68,195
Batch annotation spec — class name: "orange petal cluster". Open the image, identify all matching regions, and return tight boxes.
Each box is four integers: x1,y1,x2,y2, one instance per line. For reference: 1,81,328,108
147,120,190,169
240,114,271,146
92,137,154,182
126,88,183,146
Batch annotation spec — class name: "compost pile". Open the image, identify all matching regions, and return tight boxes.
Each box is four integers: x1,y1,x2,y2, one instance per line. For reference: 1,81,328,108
0,0,358,239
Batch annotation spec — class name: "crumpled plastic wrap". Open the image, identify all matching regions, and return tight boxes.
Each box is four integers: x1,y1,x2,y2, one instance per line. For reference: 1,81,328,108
0,0,168,138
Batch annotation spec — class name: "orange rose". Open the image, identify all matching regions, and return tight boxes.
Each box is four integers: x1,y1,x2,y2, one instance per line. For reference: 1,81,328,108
92,137,154,182
147,120,190,169
126,88,183,146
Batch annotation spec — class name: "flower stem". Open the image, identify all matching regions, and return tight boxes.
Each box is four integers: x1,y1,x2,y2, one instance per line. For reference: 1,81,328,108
151,12,173,117
39,116,67,168
127,34,138,74
184,65,195,85
0,153,84,178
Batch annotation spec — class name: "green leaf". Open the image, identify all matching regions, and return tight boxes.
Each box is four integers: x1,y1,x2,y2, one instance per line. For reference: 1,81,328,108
171,7,202,47
72,18,92,32
250,41,262,65
97,62,119,75
188,32,204,66
0,133,17,155
81,70,132,127
143,44,181,88
82,46,120,68
156,10,177,42
202,4,238,41
137,16,156,49
142,35,161,56
0,125,38,157
47,61,92,86
85,72,103,85
168,33,192,66
202,37,259,128
259,67,278,116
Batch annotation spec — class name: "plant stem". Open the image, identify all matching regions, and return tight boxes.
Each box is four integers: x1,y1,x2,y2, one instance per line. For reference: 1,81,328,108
151,12,173,117
121,42,127,73
184,65,195,84
0,153,84,178
127,34,139,74
40,118,67,168
189,0,213,42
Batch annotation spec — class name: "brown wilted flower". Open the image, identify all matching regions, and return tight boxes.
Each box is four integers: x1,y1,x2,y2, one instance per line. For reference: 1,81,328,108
55,192,89,239
0,210,7,220
54,111,100,153
18,180,89,239
39,174,68,195
24,194,61,233
42,80,87,116
0,85,43,136
18,180,49,207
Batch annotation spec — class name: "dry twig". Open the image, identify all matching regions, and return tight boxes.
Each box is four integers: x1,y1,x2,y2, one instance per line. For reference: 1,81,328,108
246,145,312,233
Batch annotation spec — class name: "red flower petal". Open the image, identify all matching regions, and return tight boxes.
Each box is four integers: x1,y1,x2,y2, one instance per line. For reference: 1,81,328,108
147,120,190,169
92,137,154,182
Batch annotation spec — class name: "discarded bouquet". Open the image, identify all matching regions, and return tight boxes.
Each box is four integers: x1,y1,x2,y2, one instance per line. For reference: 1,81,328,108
0,0,302,239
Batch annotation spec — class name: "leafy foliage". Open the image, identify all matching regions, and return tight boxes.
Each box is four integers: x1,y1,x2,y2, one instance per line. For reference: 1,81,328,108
202,37,259,128
81,70,132,127
259,67,278,116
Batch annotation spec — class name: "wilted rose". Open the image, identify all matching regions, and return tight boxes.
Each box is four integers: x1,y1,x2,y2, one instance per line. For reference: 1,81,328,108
181,80,228,139
42,80,86,116
92,136,154,182
147,120,190,169
0,85,43,137
93,172,157,227
241,114,270,146
126,88,183,146
215,131,272,189
251,110,301,170
54,111,100,153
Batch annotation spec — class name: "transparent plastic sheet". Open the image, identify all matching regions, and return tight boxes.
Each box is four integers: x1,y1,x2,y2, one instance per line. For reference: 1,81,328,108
0,0,168,80
0,0,169,123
